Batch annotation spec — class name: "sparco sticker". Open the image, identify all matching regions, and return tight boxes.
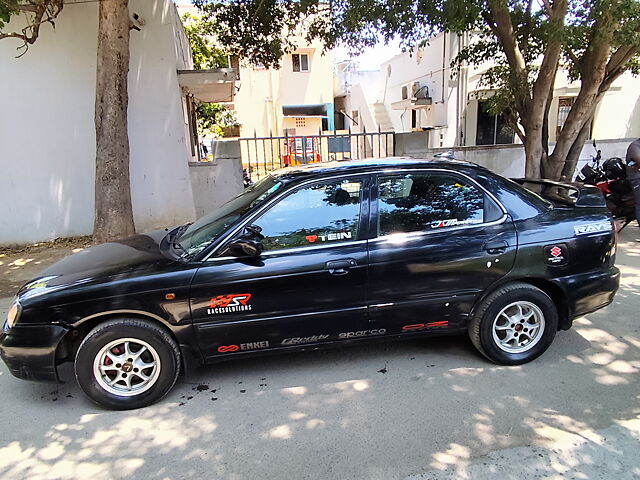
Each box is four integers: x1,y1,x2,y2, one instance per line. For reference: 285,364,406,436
574,222,612,236
208,294,252,315
338,329,386,339
282,335,330,346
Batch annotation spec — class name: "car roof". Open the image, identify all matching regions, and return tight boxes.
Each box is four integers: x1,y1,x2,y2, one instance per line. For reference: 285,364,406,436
272,156,483,181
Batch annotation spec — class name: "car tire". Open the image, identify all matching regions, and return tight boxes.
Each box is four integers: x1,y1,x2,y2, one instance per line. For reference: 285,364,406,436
469,282,558,365
74,318,181,410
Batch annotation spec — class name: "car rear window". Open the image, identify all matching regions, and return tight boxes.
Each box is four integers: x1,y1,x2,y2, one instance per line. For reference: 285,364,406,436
377,173,486,235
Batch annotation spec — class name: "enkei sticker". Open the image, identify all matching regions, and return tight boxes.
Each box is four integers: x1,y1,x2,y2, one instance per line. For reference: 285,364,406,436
282,335,330,346
208,293,252,315
338,329,386,339
217,341,269,353
574,222,612,236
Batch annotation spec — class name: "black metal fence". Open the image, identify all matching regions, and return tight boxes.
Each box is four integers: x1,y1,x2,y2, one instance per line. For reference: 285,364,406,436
239,128,395,182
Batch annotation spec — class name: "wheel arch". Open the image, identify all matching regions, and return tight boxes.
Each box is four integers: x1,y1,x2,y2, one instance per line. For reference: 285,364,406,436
473,278,571,331
57,310,181,364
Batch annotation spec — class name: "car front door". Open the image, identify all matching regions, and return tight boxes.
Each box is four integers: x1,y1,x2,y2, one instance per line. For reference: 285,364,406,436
189,175,371,361
367,169,517,334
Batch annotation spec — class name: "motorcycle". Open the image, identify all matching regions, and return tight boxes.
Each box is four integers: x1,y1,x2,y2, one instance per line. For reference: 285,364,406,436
576,140,636,232
243,168,253,189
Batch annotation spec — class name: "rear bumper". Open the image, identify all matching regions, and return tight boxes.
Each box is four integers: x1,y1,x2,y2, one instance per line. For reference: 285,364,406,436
0,323,68,382
557,266,620,323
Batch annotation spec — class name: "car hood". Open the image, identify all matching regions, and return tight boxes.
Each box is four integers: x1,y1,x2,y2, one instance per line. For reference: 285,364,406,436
17,229,175,299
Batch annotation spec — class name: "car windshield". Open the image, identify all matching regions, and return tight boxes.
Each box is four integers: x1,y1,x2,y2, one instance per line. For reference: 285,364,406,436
176,176,283,258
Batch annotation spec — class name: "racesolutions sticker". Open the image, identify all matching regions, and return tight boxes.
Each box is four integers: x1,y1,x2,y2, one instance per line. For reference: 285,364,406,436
208,294,252,315
574,221,612,236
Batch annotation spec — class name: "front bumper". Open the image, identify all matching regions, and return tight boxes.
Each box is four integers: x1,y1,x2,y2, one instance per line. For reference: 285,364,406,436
0,323,69,382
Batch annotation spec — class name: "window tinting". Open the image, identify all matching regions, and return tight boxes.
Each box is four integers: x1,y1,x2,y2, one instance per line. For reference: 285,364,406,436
378,173,484,235
255,179,362,251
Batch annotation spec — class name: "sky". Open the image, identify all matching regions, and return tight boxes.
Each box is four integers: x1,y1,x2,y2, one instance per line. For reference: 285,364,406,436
334,41,403,70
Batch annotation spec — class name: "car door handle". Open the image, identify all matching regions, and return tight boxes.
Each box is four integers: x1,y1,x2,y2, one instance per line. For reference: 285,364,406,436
484,240,508,254
326,259,357,276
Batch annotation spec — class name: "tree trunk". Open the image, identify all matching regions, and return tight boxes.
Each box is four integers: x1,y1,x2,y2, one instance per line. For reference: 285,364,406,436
524,121,543,178
545,11,615,180
560,120,592,181
93,0,135,243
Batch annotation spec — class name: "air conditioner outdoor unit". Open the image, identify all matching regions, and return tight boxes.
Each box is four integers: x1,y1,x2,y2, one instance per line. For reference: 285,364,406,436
401,81,432,105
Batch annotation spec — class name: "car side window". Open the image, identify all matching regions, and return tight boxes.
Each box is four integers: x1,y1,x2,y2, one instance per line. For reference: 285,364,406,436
377,172,485,235
254,179,363,251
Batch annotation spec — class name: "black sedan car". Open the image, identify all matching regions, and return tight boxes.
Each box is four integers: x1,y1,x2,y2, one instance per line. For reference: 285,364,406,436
1,158,619,409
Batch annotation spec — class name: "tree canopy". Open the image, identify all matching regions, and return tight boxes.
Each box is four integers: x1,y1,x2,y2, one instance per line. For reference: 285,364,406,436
196,0,640,179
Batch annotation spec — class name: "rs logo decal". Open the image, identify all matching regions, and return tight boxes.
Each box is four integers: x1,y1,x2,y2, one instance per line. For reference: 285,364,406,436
208,294,253,315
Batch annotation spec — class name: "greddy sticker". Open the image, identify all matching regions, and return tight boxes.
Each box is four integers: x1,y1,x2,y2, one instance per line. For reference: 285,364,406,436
282,335,330,346
208,294,252,315
574,222,612,236
217,341,269,353
431,219,482,229
338,329,386,339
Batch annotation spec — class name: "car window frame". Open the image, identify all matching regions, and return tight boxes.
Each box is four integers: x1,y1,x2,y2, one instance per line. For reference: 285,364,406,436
369,168,508,241
202,173,371,261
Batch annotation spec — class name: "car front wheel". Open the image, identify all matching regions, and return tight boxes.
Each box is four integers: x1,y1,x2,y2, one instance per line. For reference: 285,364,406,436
74,318,181,409
469,282,558,365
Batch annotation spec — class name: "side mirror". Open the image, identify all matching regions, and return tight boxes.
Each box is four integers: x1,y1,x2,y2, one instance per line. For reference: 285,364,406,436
226,225,264,258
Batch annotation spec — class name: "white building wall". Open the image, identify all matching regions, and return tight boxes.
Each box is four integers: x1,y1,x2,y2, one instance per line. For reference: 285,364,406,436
234,41,335,137
0,0,195,245
355,32,640,150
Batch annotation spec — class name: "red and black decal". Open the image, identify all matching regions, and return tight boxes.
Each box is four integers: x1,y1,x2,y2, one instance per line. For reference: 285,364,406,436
544,244,569,266
402,321,449,331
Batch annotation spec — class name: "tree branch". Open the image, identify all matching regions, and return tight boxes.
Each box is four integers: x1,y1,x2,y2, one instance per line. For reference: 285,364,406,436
0,0,63,55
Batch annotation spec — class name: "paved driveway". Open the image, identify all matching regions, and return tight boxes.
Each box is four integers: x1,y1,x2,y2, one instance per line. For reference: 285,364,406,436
0,230,638,480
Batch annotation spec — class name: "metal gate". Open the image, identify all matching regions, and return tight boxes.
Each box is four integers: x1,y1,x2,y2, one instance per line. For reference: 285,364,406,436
240,128,395,182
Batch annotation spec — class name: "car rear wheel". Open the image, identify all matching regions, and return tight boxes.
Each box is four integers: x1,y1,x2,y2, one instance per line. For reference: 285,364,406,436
469,283,558,365
75,318,180,409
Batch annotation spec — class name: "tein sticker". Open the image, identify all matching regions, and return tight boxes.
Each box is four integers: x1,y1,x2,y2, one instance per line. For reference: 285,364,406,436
306,232,353,243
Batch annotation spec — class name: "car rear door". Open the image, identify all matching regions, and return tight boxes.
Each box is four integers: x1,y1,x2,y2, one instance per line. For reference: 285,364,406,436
367,169,517,334
189,174,371,360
